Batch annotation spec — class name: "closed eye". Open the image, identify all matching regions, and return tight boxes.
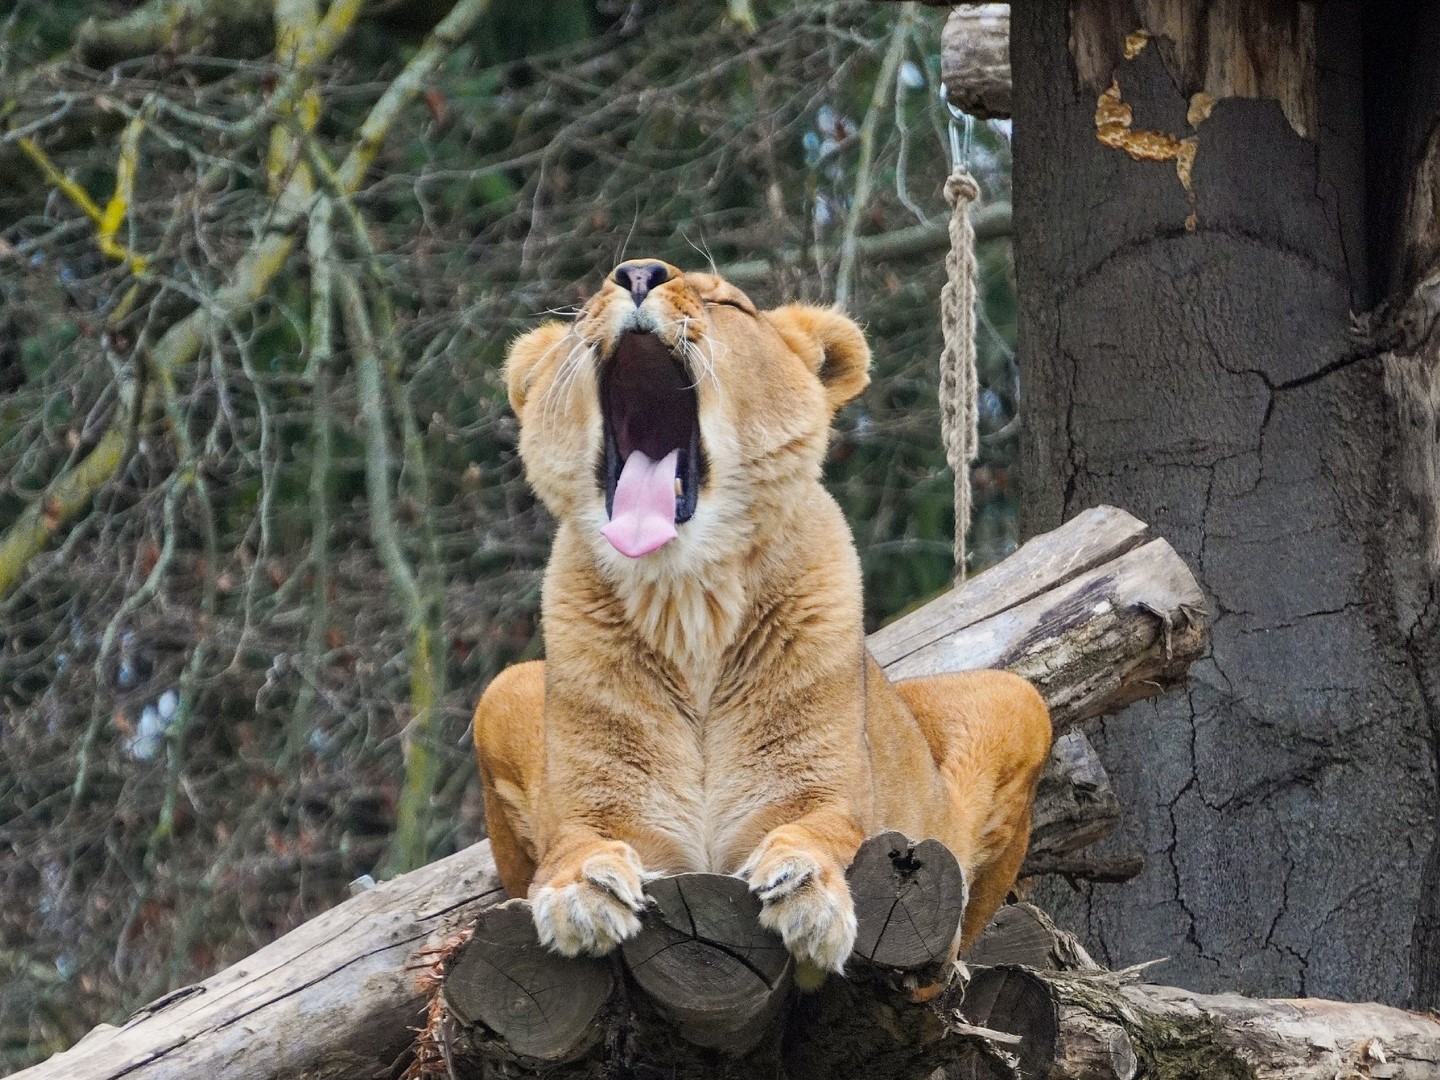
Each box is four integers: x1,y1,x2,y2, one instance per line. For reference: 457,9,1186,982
706,297,755,315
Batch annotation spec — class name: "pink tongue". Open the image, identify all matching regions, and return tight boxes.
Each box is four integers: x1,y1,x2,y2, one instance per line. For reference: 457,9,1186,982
601,449,680,558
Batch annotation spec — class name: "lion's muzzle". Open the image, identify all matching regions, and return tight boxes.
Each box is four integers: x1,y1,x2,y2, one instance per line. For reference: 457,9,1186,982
598,330,701,557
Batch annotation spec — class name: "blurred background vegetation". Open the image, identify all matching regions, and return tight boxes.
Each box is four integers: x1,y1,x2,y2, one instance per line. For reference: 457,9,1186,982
0,0,1015,1068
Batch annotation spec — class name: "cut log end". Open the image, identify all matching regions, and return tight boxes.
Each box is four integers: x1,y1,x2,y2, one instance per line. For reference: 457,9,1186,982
441,898,613,1063
621,873,791,1051
961,967,1061,1080
848,831,968,974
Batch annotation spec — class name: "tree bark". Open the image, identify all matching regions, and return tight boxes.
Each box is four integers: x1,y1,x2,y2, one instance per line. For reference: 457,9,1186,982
1012,0,1440,1006
1359,4,1440,1012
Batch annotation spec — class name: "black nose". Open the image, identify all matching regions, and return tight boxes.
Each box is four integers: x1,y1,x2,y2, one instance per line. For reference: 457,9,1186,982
613,262,670,306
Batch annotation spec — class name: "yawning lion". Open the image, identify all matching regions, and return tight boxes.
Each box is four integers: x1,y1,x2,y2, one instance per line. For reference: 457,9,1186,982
474,260,1051,985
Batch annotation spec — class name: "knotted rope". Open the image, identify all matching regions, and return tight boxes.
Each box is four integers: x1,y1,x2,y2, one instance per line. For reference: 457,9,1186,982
939,169,981,583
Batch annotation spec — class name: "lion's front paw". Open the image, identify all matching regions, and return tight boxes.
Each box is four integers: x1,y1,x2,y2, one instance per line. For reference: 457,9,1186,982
742,846,857,982
531,843,650,957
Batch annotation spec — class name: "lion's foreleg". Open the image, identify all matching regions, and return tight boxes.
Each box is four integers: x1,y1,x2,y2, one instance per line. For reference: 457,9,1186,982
524,680,677,960
740,805,866,986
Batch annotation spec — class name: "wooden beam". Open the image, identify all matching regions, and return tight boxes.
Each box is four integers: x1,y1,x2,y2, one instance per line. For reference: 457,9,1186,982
964,967,1440,1080
872,504,1208,731
1023,729,1139,882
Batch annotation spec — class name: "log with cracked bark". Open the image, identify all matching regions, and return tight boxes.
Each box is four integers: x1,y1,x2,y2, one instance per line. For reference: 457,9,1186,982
961,906,1440,1080
870,503,1208,731
16,505,1203,1079
437,855,1440,1080
1022,729,1139,883
964,966,1440,1080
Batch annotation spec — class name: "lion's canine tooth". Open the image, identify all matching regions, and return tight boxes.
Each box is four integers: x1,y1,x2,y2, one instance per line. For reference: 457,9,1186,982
674,477,683,497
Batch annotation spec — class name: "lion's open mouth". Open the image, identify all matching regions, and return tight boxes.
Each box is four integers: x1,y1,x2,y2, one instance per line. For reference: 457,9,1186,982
597,332,703,558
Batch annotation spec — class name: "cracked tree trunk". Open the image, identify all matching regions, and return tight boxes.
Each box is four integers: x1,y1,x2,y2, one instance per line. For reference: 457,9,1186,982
1362,5,1440,1014
1014,0,1440,1006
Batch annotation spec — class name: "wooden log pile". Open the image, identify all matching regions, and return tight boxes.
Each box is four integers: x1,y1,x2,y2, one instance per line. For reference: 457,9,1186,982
18,507,1440,1077
431,844,1440,1080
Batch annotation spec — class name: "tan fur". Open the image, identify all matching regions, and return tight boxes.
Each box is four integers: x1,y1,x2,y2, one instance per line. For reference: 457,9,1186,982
475,261,1052,978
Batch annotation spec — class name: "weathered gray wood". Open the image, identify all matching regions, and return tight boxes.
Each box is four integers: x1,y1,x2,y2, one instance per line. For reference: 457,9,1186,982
13,841,502,1080
1023,850,1144,883
967,901,1100,972
869,505,1151,669
942,4,1012,120
1025,731,1123,865
881,533,1207,732
974,968,1440,1080
620,873,791,1051
1021,730,1142,882
443,898,613,1063
848,831,966,972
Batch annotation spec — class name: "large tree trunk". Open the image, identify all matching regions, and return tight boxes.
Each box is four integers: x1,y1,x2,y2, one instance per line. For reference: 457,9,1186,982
1012,0,1440,1006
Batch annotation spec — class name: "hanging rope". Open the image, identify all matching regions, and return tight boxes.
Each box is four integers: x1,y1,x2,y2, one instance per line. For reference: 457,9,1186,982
939,165,981,583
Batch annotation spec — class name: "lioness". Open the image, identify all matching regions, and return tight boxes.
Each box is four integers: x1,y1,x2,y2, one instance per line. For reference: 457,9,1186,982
474,260,1051,984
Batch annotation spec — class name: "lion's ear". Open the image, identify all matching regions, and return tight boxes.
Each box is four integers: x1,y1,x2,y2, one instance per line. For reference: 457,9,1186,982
504,322,569,415
766,304,871,411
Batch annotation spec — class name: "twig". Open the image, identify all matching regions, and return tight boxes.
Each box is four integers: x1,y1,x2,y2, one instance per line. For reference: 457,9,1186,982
720,202,1010,285
285,196,336,767
834,5,911,309
0,0,489,600
338,266,440,876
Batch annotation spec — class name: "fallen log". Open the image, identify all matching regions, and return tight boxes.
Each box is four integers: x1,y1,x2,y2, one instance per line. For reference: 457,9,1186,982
12,844,503,1080
17,506,1205,1079
870,504,1208,731
961,905,1440,1080
964,967,1440,1080
1022,730,1141,883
